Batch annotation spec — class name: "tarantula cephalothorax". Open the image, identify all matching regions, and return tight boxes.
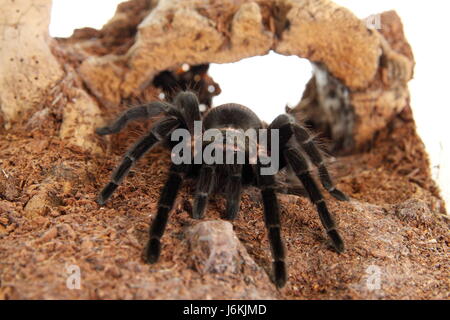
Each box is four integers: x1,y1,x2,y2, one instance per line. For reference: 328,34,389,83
96,91,348,288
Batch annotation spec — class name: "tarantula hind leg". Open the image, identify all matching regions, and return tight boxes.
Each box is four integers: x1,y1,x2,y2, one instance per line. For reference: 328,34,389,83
284,146,345,253
270,114,349,202
291,123,349,202
146,164,187,263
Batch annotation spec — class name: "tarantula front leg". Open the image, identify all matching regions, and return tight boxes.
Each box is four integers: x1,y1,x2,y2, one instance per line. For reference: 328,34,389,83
283,146,344,253
96,101,172,135
256,162,287,288
98,116,180,205
192,165,216,219
146,163,189,263
224,163,243,220
269,114,348,201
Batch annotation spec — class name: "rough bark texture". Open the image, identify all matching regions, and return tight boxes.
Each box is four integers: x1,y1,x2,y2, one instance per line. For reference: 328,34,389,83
0,0,64,126
0,0,448,300
295,11,414,152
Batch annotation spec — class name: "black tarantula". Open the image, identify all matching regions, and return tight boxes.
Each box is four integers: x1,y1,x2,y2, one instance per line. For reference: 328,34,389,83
96,91,348,288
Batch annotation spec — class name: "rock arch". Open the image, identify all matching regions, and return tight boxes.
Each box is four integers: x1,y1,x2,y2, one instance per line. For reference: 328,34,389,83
0,0,414,153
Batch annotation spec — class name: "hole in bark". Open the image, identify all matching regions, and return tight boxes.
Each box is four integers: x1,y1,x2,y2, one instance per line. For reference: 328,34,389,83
152,64,221,109
207,53,355,153
209,51,312,123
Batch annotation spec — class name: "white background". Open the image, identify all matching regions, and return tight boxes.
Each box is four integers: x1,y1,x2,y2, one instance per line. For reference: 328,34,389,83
50,0,450,206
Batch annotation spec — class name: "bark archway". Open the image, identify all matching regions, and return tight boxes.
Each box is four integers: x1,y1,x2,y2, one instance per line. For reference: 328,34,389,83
1,0,413,154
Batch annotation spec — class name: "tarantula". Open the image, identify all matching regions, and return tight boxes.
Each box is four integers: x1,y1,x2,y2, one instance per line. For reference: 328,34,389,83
96,91,348,288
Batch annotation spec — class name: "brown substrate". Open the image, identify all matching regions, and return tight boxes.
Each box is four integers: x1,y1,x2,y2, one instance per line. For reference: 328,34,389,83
0,104,448,299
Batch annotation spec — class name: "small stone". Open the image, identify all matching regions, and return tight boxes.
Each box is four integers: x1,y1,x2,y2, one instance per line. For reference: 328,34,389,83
186,220,240,274
0,170,20,201
39,227,58,243
394,199,434,227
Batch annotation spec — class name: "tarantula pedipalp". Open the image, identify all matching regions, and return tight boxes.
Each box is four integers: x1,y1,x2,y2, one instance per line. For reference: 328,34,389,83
96,91,348,288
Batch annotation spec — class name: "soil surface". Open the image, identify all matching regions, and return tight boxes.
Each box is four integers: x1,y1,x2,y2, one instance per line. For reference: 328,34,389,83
0,104,448,299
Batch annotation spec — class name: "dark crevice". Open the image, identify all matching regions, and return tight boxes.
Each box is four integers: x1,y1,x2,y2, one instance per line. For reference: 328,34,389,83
259,1,292,41
271,1,292,40
152,64,221,110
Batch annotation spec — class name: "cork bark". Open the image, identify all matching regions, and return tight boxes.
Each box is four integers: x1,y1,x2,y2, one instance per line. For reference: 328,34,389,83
1,0,401,151
0,0,64,126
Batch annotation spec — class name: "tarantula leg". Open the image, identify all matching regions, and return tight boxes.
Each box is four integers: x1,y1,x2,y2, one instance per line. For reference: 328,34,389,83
284,147,345,253
269,114,348,202
257,164,287,288
224,163,243,220
146,164,187,263
274,184,309,198
95,101,172,136
174,91,201,134
293,125,348,201
192,165,215,219
98,117,180,205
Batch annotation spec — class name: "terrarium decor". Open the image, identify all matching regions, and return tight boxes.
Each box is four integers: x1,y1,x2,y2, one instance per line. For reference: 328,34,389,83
0,0,447,299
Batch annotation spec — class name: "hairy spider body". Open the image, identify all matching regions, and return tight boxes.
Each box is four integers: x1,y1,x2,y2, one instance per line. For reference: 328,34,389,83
96,91,348,288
